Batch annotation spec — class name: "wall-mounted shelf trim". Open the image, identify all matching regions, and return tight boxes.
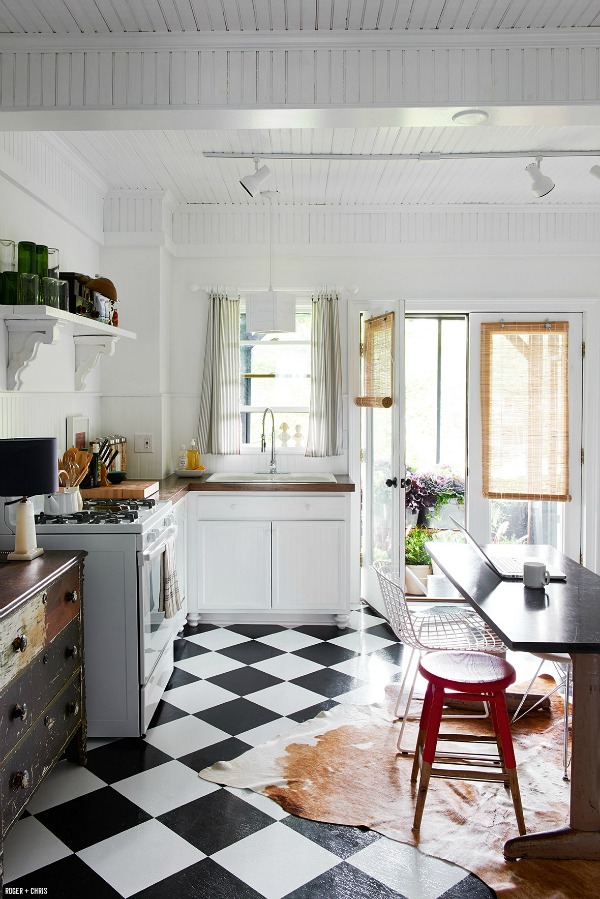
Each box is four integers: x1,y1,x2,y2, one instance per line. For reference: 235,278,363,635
0,306,135,392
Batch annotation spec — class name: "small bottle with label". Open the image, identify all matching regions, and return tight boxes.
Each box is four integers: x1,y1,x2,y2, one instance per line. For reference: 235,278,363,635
90,442,101,487
187,439,200,470
178,444,187,470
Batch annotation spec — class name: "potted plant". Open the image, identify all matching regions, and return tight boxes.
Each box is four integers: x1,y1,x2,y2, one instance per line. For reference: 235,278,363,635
405,525,435,595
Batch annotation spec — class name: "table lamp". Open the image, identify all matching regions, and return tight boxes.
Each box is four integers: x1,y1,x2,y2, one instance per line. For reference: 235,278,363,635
0,438,58,560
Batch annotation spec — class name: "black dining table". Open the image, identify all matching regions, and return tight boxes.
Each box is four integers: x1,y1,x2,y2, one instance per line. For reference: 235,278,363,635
427,541,600,861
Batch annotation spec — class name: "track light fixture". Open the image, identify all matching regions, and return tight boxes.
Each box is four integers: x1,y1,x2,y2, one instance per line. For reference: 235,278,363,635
525,157,555,198
239,159,273,197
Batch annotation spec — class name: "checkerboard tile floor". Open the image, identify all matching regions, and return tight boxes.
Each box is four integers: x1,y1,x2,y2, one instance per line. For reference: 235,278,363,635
4,606,494,899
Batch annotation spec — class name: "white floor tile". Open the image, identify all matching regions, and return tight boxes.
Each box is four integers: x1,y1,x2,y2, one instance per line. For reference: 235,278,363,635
77,819,204,898
329,630,396,654
256,630,322,652
253,653,325,680
237,716,296,747
175,651,245,678
3,816,71,883
25,759,106,814
248,681,328,715
225,786,290,821
212,821,338,899
164,680,238,713
330,654,400,684
348,835,467,899
348,609,384,630
335,684,389,706
112,760,219,816
144,715,230,757
185,629,251,651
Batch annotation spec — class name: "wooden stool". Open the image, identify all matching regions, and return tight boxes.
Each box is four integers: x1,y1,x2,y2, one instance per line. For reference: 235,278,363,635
411,650,526,835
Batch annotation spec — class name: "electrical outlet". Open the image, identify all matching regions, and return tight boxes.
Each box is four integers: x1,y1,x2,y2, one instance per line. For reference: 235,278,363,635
134,433,153,453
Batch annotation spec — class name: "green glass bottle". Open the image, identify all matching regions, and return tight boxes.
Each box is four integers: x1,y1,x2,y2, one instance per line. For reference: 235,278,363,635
2,271,19,304
36,245,48,280
17,241,36,274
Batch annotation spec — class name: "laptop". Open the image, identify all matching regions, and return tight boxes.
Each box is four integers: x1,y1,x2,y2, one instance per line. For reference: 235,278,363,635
449,517,566,581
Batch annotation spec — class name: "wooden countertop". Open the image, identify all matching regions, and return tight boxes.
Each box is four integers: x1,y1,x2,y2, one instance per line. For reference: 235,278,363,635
158,473,354,498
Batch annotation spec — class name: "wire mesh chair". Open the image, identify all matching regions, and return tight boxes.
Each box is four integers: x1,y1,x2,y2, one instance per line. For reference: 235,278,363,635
511,651,572,781
374,560,506,753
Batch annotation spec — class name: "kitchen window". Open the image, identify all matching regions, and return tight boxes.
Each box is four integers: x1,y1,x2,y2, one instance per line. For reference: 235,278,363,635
240,304,311,449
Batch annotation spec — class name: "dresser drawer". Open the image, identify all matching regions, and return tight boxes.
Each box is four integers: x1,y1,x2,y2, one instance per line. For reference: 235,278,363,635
1,671,83,836
0,592,46,692
0,617,81,757
44,562,81,643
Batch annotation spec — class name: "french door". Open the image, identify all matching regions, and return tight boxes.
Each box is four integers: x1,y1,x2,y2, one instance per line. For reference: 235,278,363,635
357,301,405,617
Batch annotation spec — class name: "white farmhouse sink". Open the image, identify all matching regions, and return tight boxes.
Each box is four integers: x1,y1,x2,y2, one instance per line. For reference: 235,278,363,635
206,472,337,484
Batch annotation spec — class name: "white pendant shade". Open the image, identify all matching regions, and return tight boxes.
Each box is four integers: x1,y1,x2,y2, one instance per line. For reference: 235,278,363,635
245,290,296,332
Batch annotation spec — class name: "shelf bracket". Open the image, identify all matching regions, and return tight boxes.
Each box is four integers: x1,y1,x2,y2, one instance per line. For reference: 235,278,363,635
6,320,62,390
74,335,119,390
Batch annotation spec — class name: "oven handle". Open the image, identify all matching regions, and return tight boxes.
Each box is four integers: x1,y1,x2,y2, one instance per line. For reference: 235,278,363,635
139,524,178,564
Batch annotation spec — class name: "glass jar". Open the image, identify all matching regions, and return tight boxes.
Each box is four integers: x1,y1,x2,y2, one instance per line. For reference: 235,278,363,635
57,279,69,311
0,239,15,272
42,276,60,308
47,247,59,279
17,241,36,274
36,245,49,281
18,272,39,304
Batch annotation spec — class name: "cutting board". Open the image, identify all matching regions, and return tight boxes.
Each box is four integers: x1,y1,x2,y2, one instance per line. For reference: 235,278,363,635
80,480,159,499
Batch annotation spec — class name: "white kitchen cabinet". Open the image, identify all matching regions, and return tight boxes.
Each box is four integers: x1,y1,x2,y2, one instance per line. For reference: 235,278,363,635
189,492,350,626
171,495,187,612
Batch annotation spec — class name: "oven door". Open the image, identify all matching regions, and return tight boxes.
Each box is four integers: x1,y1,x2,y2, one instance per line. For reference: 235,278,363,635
137,521,180,690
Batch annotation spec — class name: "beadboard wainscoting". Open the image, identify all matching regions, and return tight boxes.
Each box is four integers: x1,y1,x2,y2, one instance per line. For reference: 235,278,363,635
0,392,101,451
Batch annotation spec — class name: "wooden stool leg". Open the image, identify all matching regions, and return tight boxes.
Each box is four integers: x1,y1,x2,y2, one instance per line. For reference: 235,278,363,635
488,696,509,786
411,682,433,783
413,685,445,832
492,694,526,836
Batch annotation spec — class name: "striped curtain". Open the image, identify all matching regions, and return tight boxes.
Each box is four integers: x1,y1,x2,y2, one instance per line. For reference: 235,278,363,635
198,291,240,455
306,290,343,457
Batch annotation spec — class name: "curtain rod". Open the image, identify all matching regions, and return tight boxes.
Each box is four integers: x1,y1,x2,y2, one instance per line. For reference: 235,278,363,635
190,284,356,294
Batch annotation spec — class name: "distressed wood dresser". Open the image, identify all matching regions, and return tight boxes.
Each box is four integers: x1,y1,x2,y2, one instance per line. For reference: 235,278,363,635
0,550,87,888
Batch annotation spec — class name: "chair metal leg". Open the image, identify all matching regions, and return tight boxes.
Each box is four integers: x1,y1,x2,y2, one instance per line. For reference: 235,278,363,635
562,663,571,782
510,659,544,723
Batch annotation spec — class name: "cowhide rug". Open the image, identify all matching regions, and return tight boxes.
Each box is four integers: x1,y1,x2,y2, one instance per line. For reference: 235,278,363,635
199,677,600,899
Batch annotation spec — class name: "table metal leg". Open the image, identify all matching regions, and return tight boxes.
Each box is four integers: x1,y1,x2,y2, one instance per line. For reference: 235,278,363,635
504,653,600,860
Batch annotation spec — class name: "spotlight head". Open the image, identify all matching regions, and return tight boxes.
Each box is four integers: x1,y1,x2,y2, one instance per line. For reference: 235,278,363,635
590,165,600,180
525,158,555,198
240,164,272,198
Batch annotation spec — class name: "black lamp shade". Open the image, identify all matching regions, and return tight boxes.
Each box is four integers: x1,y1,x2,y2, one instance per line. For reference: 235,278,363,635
0,438,59,497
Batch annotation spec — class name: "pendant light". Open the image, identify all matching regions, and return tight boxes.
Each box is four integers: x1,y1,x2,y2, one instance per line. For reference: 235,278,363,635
245,193,296,333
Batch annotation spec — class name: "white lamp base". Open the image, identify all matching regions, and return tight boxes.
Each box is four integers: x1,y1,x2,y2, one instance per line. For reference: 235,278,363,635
7,547,44,561
7,497,43,562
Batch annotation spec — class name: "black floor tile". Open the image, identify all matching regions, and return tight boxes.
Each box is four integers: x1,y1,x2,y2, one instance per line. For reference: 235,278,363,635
363,621,398,641
291,669,365,698
218,640,286,664
293,642,358,667
158,789,273,855
86,738,173,783
132,857,264,899
148,697,189,728
285,860,408,898
362,603,386,619
36,786,151,852
283,815,382,858
165,667,201,690
195,697,281,735
287,699,339,723
173,638,210,662
369,643,408,666
227,623,286,638
208,666,283,696
294,624,356,641
438,874,495,898
182,623,219,636
179,736,253,772
8,855,123,898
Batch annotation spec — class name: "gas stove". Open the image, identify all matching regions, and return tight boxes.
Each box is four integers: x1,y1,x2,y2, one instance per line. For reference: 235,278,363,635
35,497,160,530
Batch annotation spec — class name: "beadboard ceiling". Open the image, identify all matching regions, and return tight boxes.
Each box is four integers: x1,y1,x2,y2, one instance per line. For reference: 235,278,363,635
4,1,600,210
0,1,598,33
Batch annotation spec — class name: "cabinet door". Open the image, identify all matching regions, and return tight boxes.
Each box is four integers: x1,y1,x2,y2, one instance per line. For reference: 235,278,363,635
272,521,346,611
196,521,271,610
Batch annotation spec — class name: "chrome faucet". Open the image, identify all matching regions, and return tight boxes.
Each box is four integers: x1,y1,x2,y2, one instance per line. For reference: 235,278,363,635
261,408,277,473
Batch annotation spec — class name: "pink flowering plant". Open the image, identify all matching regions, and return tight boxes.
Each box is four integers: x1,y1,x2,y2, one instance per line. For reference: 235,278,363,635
406,465,465,524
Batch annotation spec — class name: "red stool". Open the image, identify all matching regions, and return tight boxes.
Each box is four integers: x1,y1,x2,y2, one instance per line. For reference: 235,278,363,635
411,650,526,835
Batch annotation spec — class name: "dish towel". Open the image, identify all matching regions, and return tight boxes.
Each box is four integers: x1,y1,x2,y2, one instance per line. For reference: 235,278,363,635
162,537,182,619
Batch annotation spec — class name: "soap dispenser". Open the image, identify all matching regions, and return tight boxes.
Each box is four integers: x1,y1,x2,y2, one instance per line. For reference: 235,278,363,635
187,439,200,471
178,444,187,470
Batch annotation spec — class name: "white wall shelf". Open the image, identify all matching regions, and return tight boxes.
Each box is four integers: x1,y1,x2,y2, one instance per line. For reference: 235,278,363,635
0,305,135,391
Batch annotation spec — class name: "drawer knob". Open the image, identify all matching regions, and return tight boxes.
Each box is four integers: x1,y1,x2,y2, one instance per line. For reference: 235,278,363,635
230,503,237,510
66,700,80,717
12,634,27,653
305,503,311,510
12,702,28,722
41,592,48,605
65,645,78,660
10,770,30,791
65,590,78,604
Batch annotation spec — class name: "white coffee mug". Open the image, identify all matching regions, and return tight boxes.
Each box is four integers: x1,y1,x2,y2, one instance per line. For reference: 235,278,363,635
523,560,550,588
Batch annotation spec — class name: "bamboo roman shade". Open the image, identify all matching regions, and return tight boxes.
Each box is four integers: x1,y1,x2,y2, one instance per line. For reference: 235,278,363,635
480,321,570,502
355,312,394,408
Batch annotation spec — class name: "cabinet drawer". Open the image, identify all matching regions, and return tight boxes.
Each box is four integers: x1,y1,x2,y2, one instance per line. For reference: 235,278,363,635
44,562,81,643
0,592,46,692
196,495,347,521
1,672,83,836
0,617,82,757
